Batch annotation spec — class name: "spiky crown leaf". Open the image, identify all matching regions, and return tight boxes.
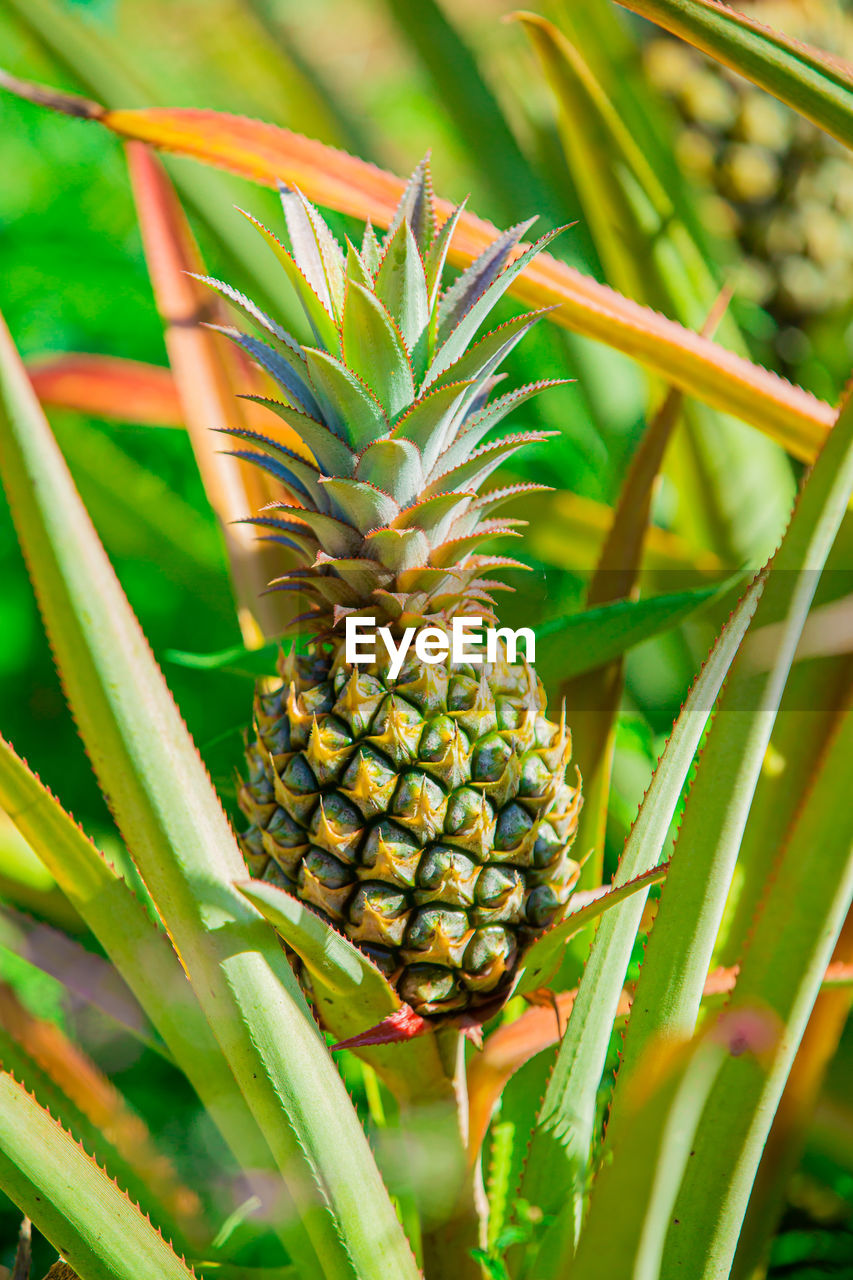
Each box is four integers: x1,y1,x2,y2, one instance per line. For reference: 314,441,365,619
207,158,566,633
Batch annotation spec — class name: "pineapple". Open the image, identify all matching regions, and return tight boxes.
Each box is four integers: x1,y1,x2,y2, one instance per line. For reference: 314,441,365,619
644,0,853,337
219,162,581,1022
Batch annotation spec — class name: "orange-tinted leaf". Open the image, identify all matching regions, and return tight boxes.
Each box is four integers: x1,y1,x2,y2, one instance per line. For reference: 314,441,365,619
0,982,203,1241
0,72,834,462
467,958,846,1166
27,354,182,426
127,142,304,641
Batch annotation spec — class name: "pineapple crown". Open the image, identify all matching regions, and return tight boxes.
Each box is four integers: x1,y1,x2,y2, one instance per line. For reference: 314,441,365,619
203,157,567,635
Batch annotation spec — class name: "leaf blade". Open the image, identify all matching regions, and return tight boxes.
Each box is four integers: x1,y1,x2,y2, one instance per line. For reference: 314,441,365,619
0,309,418,1280
0,75,834,460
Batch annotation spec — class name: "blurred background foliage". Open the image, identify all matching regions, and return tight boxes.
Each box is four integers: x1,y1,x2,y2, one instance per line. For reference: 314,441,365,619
0,0,851,1275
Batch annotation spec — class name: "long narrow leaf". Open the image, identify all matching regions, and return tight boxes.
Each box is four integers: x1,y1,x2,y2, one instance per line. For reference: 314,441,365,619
732,910,853,1279
0,982,203,1247
27,354,182,425
569,1020,758,1280
0,311,419,1280
514,574,764,1276
0,1071,198,1280
602,389,853,1187
0,737,277,1185
0,903,161,1054
616,0,853,151
664,685,853,1278
127,143,299,643
0,72,835,461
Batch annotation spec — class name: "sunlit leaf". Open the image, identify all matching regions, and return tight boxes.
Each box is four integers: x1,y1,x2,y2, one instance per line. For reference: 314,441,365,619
616,0,853,150
516,575,765,1273
0,72,835,461
0,1071,200,1280
0,308,419,1280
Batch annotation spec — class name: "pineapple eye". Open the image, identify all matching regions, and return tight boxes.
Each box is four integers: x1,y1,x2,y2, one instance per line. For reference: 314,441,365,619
462,926,517,989
391,770,448,840
281,754,318,795
399,963,461,1009
418,714,468,762
347,884,410,948
404,906,469,951
415,847,478,906
472,732,512,782
525,883,572,929
532,821,563,869
518,753,553,799
266,806,307,848
447,674,479,712
302,848,354,890
494,802,533,852
475,865,524,908
360,820,421,887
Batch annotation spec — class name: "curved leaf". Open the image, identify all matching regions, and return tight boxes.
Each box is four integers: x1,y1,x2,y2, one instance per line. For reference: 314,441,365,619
0,310,418,1280
516,574,765,1275
0,73,835,460
616,0,853,150
0,1071,197,1280
663,686,853,1278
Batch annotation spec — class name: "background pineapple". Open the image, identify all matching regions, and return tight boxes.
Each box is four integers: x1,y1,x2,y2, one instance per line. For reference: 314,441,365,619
644,0,853,359
232,165,582,1021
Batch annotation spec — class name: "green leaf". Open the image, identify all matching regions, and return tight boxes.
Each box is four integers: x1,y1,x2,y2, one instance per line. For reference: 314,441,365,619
514,575,764,1276
382,0,562,227
663,686,853,1279
237,879,398,1020
165,639,284,677
428,311,544,394
566,1026,731,1280
1,0,307,330
342,282,415,418
534,581,729,688
356,438,423,507
224,411,356,477
515,863,670,996
240,209,340,351
437,219,537,341
0,903,163,1056
0,312,419,1280
303,347,389,451
321,476,400,530
279,184,345,321
236,878,460,1205
602,388,853,1200
518,9,794,565
0,736,273,1177
0,1071,198,1280
0,984,203,1251
390,380,473,476
426,228,564,386
616,0,853,151
374,220,430,351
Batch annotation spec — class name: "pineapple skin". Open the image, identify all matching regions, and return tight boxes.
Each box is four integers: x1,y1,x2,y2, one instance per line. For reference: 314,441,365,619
240,641,581,1019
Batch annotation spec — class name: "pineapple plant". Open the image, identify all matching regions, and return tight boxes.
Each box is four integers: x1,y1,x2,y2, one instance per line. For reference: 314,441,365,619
230,162,582,1023
643,0,853,337
1,7,853,1275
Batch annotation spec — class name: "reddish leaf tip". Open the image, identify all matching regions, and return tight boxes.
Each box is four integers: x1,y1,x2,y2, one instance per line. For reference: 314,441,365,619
331,1004,428,1051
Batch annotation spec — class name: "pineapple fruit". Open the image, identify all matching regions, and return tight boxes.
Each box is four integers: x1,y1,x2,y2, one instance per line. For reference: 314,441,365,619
223,162,582,1022
644,0,853,331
